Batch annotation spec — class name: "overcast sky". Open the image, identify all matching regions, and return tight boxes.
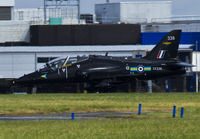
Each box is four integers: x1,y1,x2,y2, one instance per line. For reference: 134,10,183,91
15,0,200,16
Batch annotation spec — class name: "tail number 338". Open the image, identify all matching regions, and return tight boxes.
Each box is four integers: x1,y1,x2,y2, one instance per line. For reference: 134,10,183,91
168,36,175,41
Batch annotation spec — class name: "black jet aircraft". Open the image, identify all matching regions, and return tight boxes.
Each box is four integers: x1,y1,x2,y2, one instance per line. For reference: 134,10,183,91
14,30,193,92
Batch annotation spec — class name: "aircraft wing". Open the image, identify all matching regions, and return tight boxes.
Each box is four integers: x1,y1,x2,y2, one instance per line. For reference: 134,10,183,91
171,62,195,67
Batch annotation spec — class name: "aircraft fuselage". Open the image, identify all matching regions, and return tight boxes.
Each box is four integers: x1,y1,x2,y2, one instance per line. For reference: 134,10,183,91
15,55,186,86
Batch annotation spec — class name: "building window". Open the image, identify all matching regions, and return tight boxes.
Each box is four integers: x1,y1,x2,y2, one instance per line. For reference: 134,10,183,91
18,11,24,20
37,57,57,63
136,55,142,58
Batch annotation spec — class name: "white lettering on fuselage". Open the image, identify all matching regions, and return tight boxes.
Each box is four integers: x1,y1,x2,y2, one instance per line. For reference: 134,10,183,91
62,68,66,72
153,67,163,71
77,65,80,68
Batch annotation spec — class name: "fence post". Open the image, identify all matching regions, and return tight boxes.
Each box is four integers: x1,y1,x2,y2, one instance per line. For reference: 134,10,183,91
180,107,184,118
71,113,75,120
173,106,176,118
138,104,142,115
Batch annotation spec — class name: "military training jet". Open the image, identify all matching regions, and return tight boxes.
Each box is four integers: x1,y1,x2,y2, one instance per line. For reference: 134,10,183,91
14,30,193,92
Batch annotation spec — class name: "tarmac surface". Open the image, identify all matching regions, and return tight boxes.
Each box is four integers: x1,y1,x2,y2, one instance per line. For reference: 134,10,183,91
0,111,170,121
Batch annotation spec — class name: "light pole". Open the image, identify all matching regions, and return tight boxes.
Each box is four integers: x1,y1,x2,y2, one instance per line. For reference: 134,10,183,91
44,0,47,24
78,0,80,24
196,40,199,92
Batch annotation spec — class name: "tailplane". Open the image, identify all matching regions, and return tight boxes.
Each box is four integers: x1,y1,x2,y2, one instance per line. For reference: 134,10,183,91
144,30,182,60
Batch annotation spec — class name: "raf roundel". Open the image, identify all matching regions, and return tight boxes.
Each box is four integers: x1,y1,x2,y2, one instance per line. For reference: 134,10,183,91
137,65,144,72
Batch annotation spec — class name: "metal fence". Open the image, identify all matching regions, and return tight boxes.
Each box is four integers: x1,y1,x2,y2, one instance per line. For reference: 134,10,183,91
14,7,79,25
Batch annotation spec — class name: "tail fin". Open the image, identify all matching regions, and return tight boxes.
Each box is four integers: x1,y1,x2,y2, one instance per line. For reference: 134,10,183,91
144,30,181,60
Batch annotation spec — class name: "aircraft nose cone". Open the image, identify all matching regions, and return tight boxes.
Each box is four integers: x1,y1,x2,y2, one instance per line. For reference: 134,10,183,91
14,75,31,85
14,71,42,85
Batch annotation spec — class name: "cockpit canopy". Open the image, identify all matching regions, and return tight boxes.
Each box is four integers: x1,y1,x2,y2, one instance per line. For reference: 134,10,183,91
39,56,88,71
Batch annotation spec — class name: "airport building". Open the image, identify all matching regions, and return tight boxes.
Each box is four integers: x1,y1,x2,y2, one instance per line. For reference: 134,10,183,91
13,8,80,25
0,0,200,93
0,0,15,20
95,1,172,24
